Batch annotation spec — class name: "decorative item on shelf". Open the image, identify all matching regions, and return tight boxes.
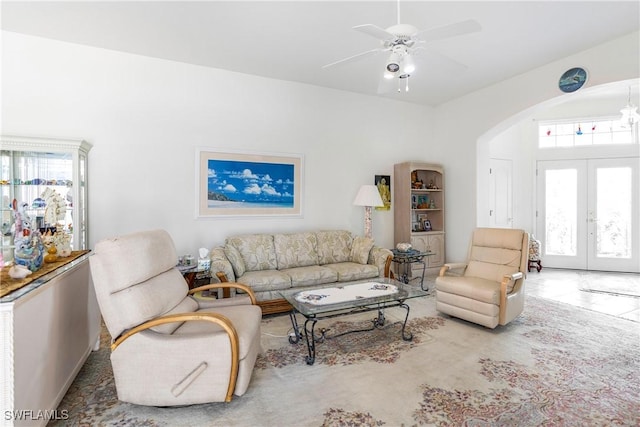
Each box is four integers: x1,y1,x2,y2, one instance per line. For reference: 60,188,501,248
429,198,436,209
54,225,72,257
42,188,66,225
416,195,429,209
12,199,44,272
8,264,32,279
41,188,71,257
396,242,412,252
353,184,384,239
32,197,46,208
427,180,439,190
44,245,58,263
423,219,432,231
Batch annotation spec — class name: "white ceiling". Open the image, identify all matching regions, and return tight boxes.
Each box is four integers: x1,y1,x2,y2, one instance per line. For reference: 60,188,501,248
1,1,639,106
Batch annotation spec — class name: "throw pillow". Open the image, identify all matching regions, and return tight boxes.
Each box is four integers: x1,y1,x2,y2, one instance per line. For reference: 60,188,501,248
224,244,246,278
350,236,375,265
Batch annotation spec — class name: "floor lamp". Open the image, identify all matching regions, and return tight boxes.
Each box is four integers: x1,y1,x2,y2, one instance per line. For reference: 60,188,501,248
353,185,384,239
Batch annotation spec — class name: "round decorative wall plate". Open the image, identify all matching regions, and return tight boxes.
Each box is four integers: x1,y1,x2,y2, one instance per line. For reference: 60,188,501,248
558,67,588,93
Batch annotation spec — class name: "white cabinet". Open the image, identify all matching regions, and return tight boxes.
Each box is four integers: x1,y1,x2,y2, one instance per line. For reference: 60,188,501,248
1,255,101,427
1,136,91,263
410,234,445,272
394,162,445,275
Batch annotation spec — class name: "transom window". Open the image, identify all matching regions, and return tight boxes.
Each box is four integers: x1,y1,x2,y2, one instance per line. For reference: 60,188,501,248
539,117,637,148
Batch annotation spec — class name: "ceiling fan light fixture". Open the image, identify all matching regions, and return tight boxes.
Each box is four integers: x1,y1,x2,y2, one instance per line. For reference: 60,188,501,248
620,87,640,127
402,54,415,74
386,62,400,73
386,51,401,73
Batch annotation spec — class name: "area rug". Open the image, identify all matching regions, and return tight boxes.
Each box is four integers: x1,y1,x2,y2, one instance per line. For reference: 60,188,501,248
578,271,640,298
49,295,640,427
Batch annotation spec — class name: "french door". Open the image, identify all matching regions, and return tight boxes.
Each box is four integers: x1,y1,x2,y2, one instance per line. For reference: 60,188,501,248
537,158,640,272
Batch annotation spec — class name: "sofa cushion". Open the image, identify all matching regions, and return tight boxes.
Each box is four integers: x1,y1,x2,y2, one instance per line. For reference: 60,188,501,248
280,265,338,287
226,234,277,272
316,230,353,265
224,244,246,277
350,236,374,265
324,262,379,282
274,232,319,270
236,270,292,293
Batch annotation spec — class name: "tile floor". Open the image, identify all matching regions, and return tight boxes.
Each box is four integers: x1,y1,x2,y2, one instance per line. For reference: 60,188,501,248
525,268,640,322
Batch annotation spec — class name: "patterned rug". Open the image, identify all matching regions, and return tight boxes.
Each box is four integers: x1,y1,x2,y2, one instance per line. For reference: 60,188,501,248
578,271,640,298
49,295,640,426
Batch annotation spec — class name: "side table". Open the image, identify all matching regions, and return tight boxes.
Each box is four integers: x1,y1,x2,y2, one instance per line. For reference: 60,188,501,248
178,266,212,290
391,249,434,290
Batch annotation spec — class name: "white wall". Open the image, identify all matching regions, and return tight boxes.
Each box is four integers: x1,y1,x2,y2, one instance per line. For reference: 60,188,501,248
2,30,638,262
483,122,535,231
2,31,433,255
436,31,639,262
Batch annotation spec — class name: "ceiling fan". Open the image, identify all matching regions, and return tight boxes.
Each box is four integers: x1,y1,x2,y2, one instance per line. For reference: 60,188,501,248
323,0,481,92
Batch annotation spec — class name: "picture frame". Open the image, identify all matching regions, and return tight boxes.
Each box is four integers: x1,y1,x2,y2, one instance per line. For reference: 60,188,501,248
423,219,432,232
197,148,303,218
375,175,391,211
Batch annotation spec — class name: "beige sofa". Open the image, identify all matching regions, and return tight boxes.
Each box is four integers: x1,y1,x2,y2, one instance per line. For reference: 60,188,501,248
211,230,393,314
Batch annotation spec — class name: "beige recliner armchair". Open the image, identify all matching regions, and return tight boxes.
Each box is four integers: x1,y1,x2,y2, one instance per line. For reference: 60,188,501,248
89,229,262,406
435,228,529,329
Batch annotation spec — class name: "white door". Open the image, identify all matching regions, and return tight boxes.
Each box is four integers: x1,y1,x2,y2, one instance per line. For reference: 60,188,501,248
537,158,639,272
587,158,640,272
489,158,513,228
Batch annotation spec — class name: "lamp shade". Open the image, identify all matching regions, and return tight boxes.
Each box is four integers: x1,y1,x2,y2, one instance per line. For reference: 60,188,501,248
353,185,384,207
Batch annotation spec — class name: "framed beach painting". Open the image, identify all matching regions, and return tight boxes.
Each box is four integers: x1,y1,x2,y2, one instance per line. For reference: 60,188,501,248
197,148,303,218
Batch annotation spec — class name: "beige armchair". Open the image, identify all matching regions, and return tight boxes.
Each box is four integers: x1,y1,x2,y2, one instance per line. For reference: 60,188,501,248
89,229,262,406
435,228,529,329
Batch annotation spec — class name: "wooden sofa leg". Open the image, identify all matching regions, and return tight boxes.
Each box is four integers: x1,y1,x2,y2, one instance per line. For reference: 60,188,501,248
383,255,392,278
215,272,231,298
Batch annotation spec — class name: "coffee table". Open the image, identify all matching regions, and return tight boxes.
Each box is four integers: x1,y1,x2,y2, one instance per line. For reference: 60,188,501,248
280,278,427,365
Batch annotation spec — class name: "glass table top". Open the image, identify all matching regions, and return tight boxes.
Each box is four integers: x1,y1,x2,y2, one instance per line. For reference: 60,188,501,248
279,277,427,316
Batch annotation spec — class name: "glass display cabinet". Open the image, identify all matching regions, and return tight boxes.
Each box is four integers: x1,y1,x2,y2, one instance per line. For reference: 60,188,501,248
1,135,91,262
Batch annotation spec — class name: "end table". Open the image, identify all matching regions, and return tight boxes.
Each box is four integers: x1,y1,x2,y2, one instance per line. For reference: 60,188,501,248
391,249,435,290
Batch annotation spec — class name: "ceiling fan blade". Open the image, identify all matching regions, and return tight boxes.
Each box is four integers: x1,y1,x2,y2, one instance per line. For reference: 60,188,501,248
353,24,397,42
414,19,481,43
322,48,386,69
413,47,469,73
